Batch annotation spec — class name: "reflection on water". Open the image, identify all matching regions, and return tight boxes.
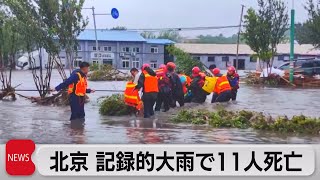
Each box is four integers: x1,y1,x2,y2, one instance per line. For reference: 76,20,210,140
0,70,319,144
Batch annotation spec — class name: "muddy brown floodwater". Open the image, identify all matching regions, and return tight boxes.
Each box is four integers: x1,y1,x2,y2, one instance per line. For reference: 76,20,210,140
0,70,319,144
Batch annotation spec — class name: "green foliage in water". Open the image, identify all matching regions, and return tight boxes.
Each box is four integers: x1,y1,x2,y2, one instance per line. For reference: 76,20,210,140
99,94,131,116
89,64,129,81
171,109,320,135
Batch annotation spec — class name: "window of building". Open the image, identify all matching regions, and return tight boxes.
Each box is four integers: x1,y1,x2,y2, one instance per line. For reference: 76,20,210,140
122,57,130,68
122,47,130,52
193,56,201,61
74,45,82,51
151,47,159,53
92,46,101,51
150,60,157,69
92,60,99,65
132,58,140,68
278,55,285,61
103,46,112,52
103,59,113,65
222,56,229,62
73,57,83,67
250,56,258,62
208,56,215,62
133,47,140,53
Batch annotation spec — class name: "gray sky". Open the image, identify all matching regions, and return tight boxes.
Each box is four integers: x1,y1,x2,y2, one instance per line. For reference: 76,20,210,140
82,0,309,37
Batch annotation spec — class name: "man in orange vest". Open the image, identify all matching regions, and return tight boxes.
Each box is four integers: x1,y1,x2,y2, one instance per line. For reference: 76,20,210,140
135,64,159,118
211,68,232,103
54,62,95,121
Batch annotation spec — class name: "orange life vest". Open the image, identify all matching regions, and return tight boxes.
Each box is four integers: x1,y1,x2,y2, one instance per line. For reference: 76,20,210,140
68,72,87,96
214,75,232,94
124,82,142,110
143,70,159,93
156,68,166,80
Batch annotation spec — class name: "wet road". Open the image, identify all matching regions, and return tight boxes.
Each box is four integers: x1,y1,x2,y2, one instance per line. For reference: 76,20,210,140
0,70,319,144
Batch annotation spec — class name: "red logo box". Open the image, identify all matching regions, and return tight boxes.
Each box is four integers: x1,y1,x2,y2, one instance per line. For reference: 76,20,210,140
6,140,36,176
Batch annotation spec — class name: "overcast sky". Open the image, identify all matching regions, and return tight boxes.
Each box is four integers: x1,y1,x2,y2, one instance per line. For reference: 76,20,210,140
82,0,309,37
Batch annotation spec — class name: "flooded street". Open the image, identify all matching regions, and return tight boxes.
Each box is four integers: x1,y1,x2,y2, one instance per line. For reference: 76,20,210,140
0,70,319,144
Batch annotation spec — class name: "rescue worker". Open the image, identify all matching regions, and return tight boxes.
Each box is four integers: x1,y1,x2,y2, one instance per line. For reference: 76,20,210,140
135,64,159,118
54,62,95,121
155,64,171,112
124,68,142,112
130,68,141,84
211,68,232,103
226,66,240,101
188,66,207,103
166,62,184,108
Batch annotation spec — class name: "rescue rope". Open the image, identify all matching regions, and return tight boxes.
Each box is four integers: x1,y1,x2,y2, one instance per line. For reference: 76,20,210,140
14,89,124,93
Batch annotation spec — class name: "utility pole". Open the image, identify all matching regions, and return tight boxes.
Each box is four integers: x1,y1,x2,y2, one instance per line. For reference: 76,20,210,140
91,6,101,68
289,0,295,83
236,5,245,70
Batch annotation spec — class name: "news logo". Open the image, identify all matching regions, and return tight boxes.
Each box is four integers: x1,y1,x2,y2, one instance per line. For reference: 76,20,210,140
6,140,36,176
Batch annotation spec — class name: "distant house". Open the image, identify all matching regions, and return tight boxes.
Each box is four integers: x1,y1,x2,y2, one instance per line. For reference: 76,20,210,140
175,43,320,70
59,29,175,69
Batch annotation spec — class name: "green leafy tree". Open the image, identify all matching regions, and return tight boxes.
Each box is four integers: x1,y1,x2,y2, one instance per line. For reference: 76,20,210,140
295,23,313,44
301,0,320,48
57,0,88,74
158,29,181,42
166,45,204,76
196,34,245,44
141,31,156,39
4,0,88,98
243,0,288,73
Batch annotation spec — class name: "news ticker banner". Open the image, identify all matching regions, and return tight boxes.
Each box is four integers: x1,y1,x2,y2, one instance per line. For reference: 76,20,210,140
1,140,318,177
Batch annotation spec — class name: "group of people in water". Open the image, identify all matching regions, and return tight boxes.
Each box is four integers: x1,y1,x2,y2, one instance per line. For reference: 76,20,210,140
125,62,240,118
54,61,240,121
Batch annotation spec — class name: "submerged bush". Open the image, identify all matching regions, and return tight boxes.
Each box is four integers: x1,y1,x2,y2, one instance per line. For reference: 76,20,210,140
171,109,320,135
89,64,130,81
171,109,207,125
99,94,131,116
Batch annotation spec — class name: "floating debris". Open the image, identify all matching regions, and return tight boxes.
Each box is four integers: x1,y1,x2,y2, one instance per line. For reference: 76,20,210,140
171,108,320,135
99,94,133,116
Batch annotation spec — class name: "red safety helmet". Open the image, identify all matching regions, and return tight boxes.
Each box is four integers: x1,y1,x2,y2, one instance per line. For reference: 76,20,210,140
192,66,201,77
227,66,236,73
212,68,221,75
159,64,166,69
166,62,176,69
141,63,150,71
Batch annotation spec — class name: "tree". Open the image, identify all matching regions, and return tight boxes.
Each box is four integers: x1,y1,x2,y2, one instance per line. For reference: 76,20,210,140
196,34,245,44
243,0,288,73
56,0,88,74
295,23,313,44
0,10,26,100
141,31,156,39
166,45,204,76
301,0,320,48
4,0,87,99
158,29,181,42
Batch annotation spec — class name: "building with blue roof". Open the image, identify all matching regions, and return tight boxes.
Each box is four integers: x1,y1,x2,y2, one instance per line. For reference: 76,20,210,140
59,29,175,69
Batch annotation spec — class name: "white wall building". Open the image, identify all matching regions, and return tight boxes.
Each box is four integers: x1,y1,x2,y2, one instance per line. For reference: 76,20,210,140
176,43,320,70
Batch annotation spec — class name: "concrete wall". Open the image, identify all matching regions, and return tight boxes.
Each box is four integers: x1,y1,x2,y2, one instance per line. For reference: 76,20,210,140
189,54,318,70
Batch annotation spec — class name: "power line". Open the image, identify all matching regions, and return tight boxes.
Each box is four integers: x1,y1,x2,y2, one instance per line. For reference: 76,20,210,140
124,25,241,32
